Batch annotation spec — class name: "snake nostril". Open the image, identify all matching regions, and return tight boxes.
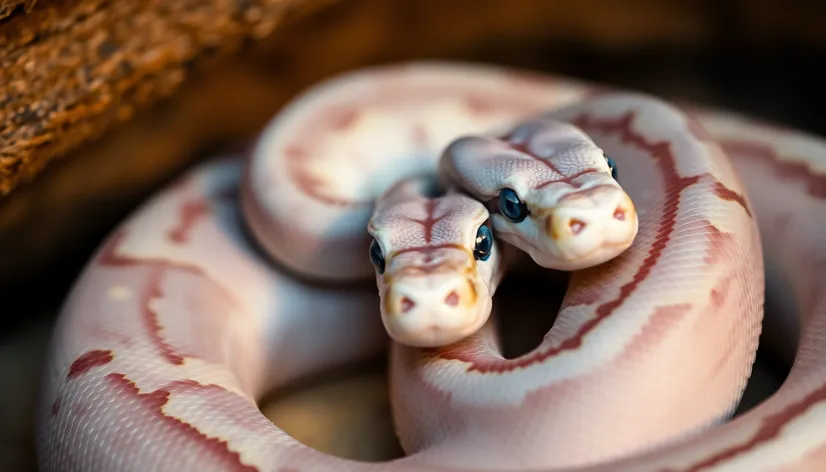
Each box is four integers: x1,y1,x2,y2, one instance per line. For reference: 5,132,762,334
569,219,586,235
401,296,416,313
614,207,626,221
444,290,459,307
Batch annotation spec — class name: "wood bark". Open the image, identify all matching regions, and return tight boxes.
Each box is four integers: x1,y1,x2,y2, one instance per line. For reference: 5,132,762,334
0,0,337,196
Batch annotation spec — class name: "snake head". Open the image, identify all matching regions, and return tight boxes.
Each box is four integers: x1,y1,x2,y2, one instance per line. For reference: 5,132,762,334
367,176,501,348
443,118,638,271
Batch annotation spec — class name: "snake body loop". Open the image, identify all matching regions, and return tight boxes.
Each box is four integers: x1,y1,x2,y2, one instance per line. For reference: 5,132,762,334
36,62,826,471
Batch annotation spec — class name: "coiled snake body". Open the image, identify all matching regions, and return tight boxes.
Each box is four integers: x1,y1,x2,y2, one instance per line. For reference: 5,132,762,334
36,62,826,471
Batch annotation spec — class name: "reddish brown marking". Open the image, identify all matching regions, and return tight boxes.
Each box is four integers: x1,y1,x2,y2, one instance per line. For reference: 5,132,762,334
534,168,599,189
97,231,239,366
142,268,185,365
701,220,736,266
97,233,190,365
100,232,182,270
283,145,307,160
67,349,114,379
445,290,459,307
465,95,502,114
284,124,362,207
289,160,355,206
241,168,338,255
168,200,210,244
721,140,826,199
710,179,752,217
106,373,259,472
710,276,733,309
703,277,741,379
328,107,360,131
431,110,706,372
405,200,447,245
678,380,826,471
614,207,626,220
501,134,606,190
401,296,416,313
50,399,60,417
503,139,564,176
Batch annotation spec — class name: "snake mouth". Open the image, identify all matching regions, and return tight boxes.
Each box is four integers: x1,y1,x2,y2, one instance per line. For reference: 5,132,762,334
387,321,484,348
382,308,488,348
380,271,491,348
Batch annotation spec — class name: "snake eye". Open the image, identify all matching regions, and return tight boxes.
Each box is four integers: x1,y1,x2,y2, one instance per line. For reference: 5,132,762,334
473,224,493,261
498,188,528,223
369,239,385,274
605,155,618,180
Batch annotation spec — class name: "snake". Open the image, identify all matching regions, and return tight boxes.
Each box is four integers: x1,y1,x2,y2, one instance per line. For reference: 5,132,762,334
35,62,826,471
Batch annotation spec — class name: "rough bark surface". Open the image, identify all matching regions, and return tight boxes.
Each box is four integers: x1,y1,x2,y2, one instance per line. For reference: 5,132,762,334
0,0,337,196
0,1,36,21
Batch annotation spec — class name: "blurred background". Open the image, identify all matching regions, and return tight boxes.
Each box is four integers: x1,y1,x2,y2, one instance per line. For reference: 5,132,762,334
1,0,824,469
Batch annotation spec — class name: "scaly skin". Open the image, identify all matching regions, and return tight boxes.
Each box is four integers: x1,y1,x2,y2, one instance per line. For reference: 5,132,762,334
37,62,826,471
241,63,621,281
440,117,638,270
367,177,504,347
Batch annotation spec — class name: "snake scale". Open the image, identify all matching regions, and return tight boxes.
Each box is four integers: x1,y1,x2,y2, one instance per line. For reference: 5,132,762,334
36,62,826,471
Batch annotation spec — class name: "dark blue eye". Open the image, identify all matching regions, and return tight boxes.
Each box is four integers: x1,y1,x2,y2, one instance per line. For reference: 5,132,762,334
498,188,528,223
369,239,385,274
473,224,493,261
605,155,618,180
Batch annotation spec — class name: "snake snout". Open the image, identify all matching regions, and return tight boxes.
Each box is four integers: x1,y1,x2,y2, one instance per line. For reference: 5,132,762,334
382,273,485,347
540,186,638,269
